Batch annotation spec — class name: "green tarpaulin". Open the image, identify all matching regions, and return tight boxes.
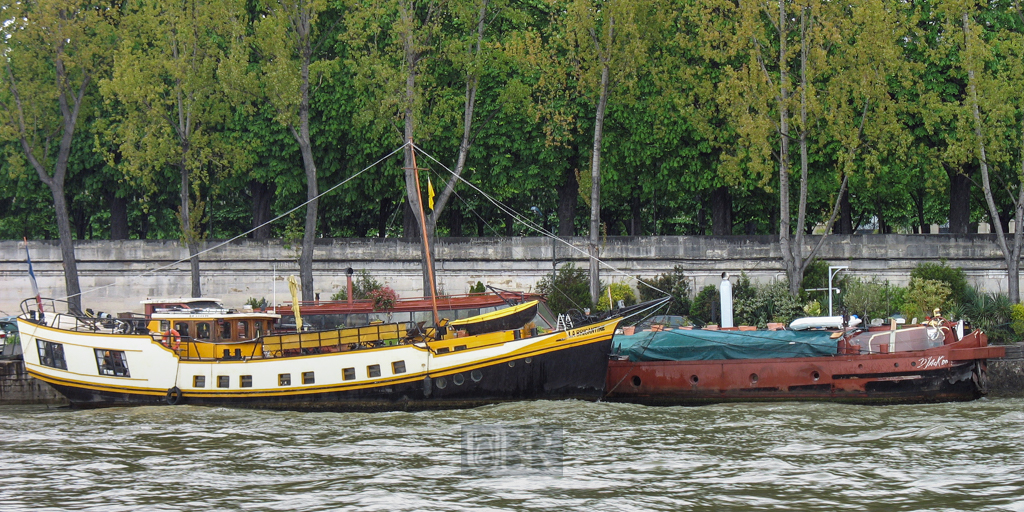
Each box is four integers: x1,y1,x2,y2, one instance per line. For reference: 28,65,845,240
613,329,839,362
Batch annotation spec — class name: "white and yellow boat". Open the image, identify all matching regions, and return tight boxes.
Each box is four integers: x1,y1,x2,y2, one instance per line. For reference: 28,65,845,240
16,297,620,411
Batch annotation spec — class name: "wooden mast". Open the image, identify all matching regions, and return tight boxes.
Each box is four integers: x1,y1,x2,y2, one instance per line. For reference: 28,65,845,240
409,141,440,326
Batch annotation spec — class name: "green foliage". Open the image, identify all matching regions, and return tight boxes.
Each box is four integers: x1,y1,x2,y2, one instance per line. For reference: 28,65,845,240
911,262,968,306
536,263,592,316
1010,303,1024,337
245,297,269,310
803,300,822,317
637,266,691,316
959,287,1015,344
690,285,718,325
469,281,486,294
330,270,383,301
841,278,892,322
734,281,804,327
596,282,637,311
904,277,952,320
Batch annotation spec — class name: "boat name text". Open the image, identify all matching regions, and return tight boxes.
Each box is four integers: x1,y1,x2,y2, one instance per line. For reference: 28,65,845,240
568,325,605,338
917,355,948,370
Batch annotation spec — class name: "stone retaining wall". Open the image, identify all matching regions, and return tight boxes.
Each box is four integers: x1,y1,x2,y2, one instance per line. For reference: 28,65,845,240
0,360,67,405
0,234,1019,315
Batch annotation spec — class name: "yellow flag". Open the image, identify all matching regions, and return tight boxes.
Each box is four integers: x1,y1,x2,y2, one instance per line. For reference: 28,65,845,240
427,177,435,210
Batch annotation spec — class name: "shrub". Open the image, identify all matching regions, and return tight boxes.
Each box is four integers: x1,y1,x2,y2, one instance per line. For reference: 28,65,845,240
800,259,849,302
734,280,804,327
536,263,593,315
331,270,383,301
245,297,268,310
1011,303,1024,337
691,285,718,325
469,281,486,294
961,287,1014,344
637,265,692,316
911,261,968,306
903,277,951,320
369,286,398,312
841,278,890,323
596,282,637,311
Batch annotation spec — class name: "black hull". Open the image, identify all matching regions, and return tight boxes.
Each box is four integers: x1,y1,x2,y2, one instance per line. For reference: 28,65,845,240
51,338,612,412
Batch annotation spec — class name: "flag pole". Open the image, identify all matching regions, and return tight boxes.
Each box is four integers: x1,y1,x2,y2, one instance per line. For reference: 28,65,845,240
24,237,46,323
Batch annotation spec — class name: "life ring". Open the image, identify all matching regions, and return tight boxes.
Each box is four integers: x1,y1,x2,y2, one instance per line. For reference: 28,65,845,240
165,386,184,405
163,329,181,350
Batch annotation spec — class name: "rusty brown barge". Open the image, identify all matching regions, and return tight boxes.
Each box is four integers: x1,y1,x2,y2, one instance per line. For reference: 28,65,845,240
605,321,1004,405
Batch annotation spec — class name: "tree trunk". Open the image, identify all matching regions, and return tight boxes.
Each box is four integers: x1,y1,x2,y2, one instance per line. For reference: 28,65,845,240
249,180,275,240
109,193,128,240
179,166,202,298
777,0,797,296
711,186,732,235
947,166,972,234
49,185,83,313
377,196,391,237
298,139,318,302
589,58,610,305
557,159,578,237
628,189,641,236
835,187,853,234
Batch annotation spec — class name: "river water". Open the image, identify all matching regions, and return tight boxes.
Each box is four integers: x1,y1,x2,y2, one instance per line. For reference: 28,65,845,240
2,398,1024,511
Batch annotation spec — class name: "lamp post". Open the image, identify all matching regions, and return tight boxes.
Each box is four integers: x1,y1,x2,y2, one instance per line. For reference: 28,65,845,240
828,265,848,317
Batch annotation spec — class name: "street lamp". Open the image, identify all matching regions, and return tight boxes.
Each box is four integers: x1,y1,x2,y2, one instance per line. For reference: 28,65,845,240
828,265,848,317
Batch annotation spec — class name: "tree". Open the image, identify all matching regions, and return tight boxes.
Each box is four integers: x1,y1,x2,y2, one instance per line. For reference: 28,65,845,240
0,0,113,312
957,1,1024,301
101,0,246,298
224,0,335,301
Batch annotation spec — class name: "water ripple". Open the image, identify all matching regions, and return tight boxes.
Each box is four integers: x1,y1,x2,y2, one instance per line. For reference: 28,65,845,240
2,399,1024,510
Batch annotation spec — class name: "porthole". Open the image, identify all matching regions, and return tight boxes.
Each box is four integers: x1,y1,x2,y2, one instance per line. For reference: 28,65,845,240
811,371,820,381
911,361,917,367
631,375,642,387
436,377,447,389
690,375,699,384
508,361,516,368
471,370,483,382
525,358,532,364
894,362,899,368
453,373,465,386
750,373,759,385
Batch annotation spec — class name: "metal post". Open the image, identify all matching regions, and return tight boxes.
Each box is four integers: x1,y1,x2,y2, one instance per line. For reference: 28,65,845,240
828,265,849,317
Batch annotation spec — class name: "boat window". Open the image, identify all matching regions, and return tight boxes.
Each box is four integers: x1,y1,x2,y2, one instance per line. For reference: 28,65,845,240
367,364,381,378
217,375,230,388
237,322,248,340
302,371,315,384
194,375,206,388
37,340,67,370
196,322,212,340
254,321,263,338
220,321,232,340
240,375,253,388
160,320,170,331
175,323,190,338
454,345,467,351
94,349,130,378
279,373,291,386
342,368,356,381
436,347,450,354
392,361,406,374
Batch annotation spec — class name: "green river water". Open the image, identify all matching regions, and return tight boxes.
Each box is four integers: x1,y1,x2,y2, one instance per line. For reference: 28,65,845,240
2,398,1023,511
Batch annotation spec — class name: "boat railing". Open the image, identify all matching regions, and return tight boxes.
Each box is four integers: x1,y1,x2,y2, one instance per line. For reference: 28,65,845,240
19,298,135,334
261,322,407,357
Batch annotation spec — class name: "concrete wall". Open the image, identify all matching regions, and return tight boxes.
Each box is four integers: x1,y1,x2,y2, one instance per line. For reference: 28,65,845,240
0,234,1018,315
